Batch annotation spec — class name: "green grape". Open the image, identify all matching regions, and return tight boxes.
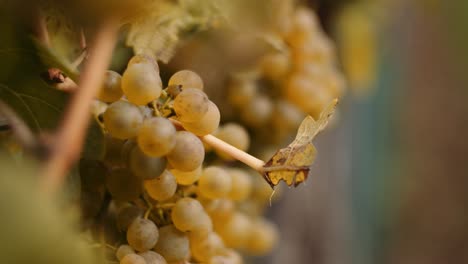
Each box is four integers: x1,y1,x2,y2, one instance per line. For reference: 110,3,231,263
240,94,273,127
227,168,252,201
103,100,143,139
127,218,159,252
129,145,167,180
97,70,123,102
116,244,135,261
245,218,279,255
103,135,126,166
285,73,332,116
209,249,243,264
203,199,235,223
171,197,207,232
120,253,146,264
285,7,319,47
91,99,108,118
260,53,290,80
168,70,204,90
166,131,204,172
138,251,167,264
216,212,251,249
128,54,160,73
227,78,257,107
106,168,143,202
117,203,144,231
79,159,107,192
144,170,177,201
198,166,232,199
137,117,176,157
181,101,220,136
139,105,154,119
189,231,225,262
272,100,305,131
214,123,249,160
170,166,202,185
154,225,190,262
173,88,209,122
122,63,162,105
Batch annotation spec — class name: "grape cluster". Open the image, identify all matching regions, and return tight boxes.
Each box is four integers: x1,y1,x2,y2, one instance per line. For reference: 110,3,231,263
227,7,345,144
83,54,279,264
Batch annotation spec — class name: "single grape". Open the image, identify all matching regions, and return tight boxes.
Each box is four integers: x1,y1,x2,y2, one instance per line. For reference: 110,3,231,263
173,88,209,122
209,249,243,264
137,117,176,157
122,63,162,105
129,145,167,180
106,168,143,202
170,166,202,185
91,99,108,118
128,54,160,73
203,199,235,223
214,123,249,160
240,94,273,127
154,225,190,262
104,100,143,139
260,53,290,80
182,100,220,136
216,212,251,249
103,135,126,166
116,244,135,261
127,218,159,252
168,70,204,90
79,159,107,192
171,197,207,232
144,170,177,201
97,70,123,102
120,253,146,264
198,166,232,199
117,204,144,231
227,78,257,107
227,168,252,201
138,251,167,264
166,131,204,172
245,218,279,255
189,231,225,262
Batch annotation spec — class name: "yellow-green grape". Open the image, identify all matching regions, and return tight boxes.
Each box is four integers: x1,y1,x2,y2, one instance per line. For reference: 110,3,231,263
171,197,208,232
189,232,225,262
137,117,176,157
91,99,108,118
216,212,251,249
260,53,290,80
117,203,144,231
104,100,143,139
168,70,204,90
285,73,332,116
272,100,305,140
120,253,146,264
122,63,162,105
138,106,153,119
198,166,232,199
103,135,126,166
203,199,235,223
97,70,123,102
285,7,319,47
240,94,273,127
116,244,135,261
106,168,143,202
173,88,209,122
138,251,167,264
209,249,243,264
166,131,204,172
128,54,160,73
214,123,250,160
227,78,257,107
129,145,167,180
170,166,202,185
227,169,252,201
127,218,159,252
245,218,279,255
154,225,190,262
322,69,346,98
291,38,334,67
182,101,220,136
144,170,177,201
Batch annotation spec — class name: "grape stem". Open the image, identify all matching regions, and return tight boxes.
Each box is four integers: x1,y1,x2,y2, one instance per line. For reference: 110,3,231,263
169,119,266,173
40,19,119,193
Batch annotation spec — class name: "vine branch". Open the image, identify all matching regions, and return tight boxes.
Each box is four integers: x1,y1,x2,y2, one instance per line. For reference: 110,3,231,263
40,19,119,192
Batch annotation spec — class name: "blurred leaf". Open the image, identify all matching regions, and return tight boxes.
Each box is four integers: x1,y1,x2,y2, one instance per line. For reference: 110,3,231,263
263,99,338,187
